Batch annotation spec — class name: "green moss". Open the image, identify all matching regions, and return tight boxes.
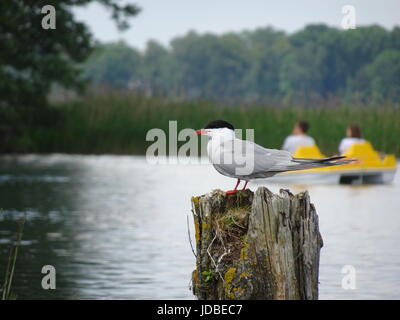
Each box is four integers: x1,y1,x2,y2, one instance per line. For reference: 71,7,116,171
201,221,211,231
222,216,235,229
202,270,214,282
194,221,200,242
224,267,237,283
239,242,249,261
192,269,199,284
233,287,244,296
235,191,247,208
191,196,200,209
218,207,249,231
228,289,235,299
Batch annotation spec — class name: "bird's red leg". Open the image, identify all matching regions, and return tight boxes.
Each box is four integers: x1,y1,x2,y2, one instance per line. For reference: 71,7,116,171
242,181,249,190
226,179,241,194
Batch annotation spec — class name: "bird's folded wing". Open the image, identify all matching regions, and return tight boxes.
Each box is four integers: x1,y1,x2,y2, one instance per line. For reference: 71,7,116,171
214,139,294,175
251,142,294,172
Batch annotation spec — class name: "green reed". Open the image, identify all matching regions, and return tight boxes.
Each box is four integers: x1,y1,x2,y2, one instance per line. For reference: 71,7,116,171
11,93,400,156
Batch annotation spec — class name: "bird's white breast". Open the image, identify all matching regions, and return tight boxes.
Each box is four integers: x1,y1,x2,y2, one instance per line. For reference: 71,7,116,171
207,139,221,164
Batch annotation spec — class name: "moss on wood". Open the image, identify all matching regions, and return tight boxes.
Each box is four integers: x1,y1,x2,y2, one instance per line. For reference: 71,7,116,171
191,187,323,300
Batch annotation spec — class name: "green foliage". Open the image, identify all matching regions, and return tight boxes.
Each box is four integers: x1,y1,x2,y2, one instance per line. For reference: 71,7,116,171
360,50,400,102
2,6,400,155
77,24,400,104
0,0,140,110
8,94,400,155
141,40,174,96
82,41,142,89
1,213,26,300
202,270,214,282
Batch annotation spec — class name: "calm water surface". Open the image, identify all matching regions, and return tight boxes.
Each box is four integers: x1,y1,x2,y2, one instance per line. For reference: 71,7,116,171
0,155,399,299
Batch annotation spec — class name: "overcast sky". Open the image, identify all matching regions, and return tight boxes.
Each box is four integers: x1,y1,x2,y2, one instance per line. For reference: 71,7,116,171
73,0,400,50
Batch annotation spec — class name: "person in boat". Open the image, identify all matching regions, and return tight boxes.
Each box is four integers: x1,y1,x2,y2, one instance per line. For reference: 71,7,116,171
282,120,316,154
338,124,365,155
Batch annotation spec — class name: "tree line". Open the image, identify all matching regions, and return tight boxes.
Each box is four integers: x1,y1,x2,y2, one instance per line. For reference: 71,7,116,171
82,24,400,105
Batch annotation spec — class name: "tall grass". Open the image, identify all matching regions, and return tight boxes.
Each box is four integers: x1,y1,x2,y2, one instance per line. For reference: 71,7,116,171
1,213,26,300
12,93,400,156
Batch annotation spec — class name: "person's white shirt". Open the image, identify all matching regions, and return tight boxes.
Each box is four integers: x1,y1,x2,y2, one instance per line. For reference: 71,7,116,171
338,137,365,154
282,135,316,154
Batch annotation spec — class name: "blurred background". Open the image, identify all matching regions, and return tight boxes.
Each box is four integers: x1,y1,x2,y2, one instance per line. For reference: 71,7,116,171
0,0,399,299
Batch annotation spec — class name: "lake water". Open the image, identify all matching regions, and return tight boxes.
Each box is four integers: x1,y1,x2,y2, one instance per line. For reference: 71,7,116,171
0,155,399,300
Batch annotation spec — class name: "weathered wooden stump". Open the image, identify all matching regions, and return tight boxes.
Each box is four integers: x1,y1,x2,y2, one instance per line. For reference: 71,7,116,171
191,187,323,300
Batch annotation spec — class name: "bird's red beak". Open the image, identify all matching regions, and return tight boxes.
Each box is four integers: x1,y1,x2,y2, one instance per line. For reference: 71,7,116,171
195,129,206,135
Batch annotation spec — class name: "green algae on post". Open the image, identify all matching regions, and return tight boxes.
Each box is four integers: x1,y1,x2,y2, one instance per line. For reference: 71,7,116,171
190,187,323,300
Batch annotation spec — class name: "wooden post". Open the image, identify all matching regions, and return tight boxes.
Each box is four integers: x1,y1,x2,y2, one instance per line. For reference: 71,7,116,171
190,187,323,300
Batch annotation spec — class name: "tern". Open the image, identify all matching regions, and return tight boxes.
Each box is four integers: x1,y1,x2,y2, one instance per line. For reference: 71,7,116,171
196,120,352,194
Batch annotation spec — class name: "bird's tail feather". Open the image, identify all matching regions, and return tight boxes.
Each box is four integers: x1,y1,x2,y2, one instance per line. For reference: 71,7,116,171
284,156,355,172
292,155,349,164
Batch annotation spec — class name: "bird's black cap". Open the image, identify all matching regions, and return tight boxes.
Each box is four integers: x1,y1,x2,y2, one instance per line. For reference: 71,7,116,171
204,120,234,130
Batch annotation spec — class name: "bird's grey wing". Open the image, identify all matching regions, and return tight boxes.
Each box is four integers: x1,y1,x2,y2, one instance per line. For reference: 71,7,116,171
250,142,295,174
252,143,352,173
212,139,293,178
213,139,352,179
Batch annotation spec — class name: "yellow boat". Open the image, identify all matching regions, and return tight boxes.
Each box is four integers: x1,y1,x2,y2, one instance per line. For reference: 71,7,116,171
266,142,397,184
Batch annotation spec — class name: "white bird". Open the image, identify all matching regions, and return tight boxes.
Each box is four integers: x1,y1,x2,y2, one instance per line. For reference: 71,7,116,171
196,120,352,194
